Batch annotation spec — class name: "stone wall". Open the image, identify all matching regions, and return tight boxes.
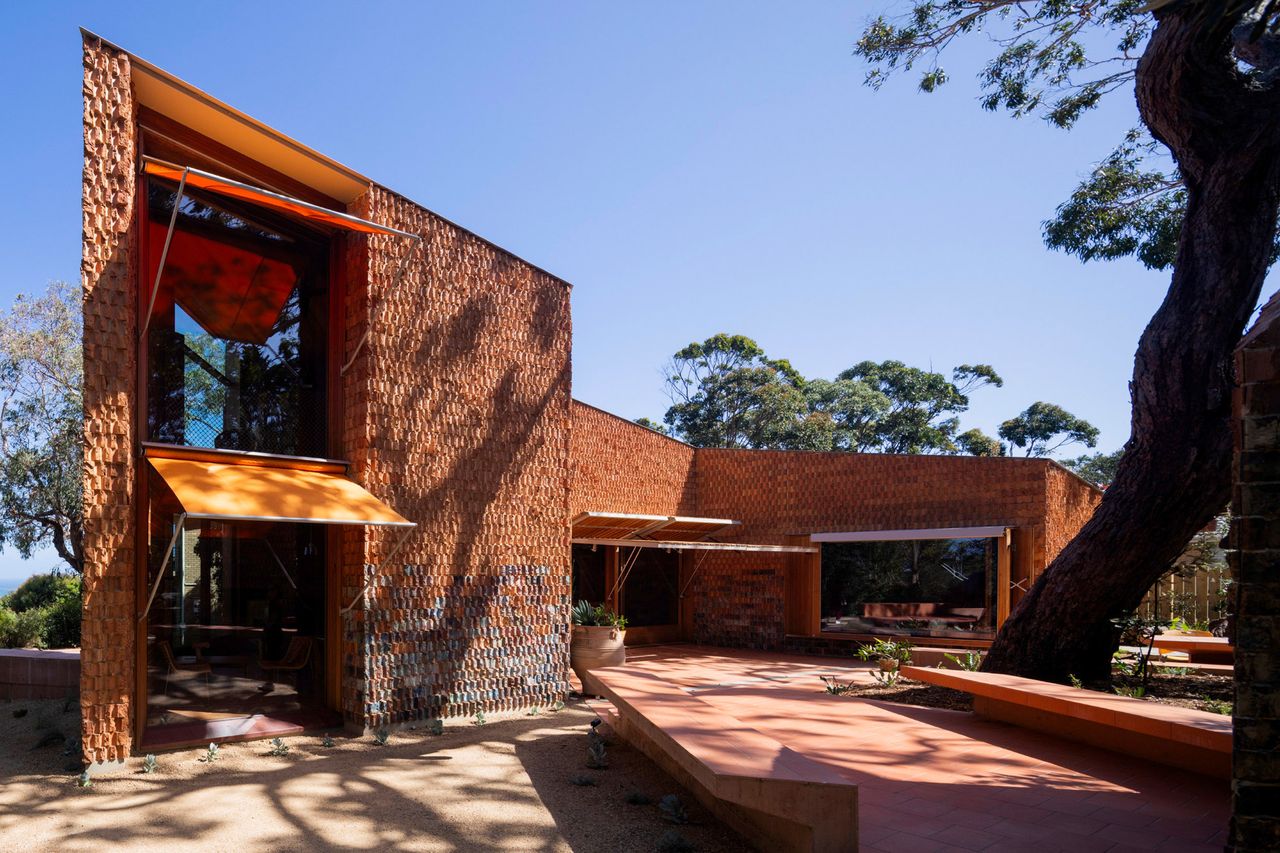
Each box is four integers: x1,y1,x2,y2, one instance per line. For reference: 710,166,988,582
80,34,138,767
1230,294,1280,851
341,187,574,729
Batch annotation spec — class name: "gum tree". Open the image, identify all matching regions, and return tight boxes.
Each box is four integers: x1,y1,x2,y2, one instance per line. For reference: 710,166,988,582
856,2,1280,682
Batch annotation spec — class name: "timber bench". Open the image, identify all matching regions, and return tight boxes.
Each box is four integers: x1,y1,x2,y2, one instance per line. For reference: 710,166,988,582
587,666,858,853
902,665,1231,778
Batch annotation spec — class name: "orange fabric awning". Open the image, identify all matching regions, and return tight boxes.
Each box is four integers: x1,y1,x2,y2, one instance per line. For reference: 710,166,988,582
146,217,300,345
142,158,419,239
148,456,414,528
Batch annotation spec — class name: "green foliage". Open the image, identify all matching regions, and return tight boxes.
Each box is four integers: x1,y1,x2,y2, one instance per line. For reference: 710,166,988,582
6,572,76,612
998,402,1099,456
659,794,689,825
956,428,1002,457
141,754,159,774
0,605,46,648
854,3,1280,271
473,711,487,727
856,637,914,666
77,770,92,788
199,742,220,763
526,706,540,717
1063,450,1122,487
819,675,857,695
656,334,1016,456
427,718,444,736
1201,698,1232,716
1068,673,1083,689
1114,683,1147,699
942,651,984,671
268,738,290,757
571,599,627,630
373,728,390,746
0,282,84,573
633,417,668,435
321,734,336,748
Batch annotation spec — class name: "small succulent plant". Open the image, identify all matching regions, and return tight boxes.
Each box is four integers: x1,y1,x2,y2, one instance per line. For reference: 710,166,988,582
268,738,290,757
199,742,220,763
659,794,689,824
551,700,565,712
76,770,92,788
141,754,159,774
321,734,336,748
526,706,540,717
426,718,444,736
586,736,608,769
373,728,390,746
473,711,487,727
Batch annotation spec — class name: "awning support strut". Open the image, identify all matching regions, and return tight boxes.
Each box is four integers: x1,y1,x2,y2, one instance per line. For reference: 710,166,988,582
139,512,187,622
341,526,416,613
139,166,189,342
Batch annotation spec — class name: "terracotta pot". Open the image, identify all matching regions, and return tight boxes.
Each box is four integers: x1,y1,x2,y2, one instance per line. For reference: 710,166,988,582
570,625,626,691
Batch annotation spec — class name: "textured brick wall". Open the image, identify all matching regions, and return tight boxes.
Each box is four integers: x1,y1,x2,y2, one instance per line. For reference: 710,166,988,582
80,35,138,765
1230,299,1280,852
693,449,1064,647
341,186,573,729
570,401,696,517
568,409,1101,649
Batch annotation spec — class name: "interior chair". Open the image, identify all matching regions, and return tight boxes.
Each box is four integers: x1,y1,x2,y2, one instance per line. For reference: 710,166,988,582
259,636,313,691
158,641,212,697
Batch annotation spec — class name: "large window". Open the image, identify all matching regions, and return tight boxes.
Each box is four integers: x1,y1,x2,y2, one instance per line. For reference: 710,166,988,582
145,178,330,457
820,537,998,640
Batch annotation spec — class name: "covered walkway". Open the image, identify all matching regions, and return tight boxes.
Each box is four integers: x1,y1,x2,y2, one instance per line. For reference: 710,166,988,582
593,645,1229,852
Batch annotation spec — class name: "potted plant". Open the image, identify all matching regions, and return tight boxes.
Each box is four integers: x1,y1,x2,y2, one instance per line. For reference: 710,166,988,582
856,637,913,685
570,600,627,693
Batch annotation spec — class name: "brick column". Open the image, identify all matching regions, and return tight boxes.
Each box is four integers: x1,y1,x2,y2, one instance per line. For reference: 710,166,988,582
1230,298,1280,851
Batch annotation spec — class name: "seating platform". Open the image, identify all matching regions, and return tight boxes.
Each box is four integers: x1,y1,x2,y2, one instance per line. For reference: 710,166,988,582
1151,634,1234,663
589,666,858,852
902,665,1231,778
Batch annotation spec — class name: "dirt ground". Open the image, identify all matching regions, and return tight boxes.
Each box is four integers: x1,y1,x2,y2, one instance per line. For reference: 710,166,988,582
0,698,748,853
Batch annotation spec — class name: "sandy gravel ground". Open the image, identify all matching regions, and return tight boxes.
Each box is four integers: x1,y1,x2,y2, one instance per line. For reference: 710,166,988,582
0,698,748,853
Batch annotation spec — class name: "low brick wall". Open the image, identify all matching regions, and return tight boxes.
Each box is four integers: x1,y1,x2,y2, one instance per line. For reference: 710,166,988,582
0,649,80,700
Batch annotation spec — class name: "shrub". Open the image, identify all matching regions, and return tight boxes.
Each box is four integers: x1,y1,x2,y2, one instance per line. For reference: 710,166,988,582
42,588,82,649
7,573,78,613
0,605,46,648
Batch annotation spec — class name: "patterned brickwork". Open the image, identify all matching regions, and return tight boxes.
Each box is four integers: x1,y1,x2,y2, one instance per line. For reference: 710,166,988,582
569,401,696,517
80,36,138,765
568,410,1102,650
1230,296,1280,852
340,186,574,728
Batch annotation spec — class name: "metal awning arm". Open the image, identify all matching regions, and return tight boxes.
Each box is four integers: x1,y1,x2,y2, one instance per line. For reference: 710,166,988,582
607,545,643,603
139,167,189,342
679,549,712,600
264,540,298,590
139,512,187,622
340,236,421,376
341,525,416,613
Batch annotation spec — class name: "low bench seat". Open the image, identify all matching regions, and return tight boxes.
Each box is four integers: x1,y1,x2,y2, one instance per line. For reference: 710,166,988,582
902,665,1230,778
589,666,858,852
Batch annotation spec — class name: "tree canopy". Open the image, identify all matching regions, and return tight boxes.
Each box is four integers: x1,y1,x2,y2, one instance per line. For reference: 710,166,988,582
998,401,1100,456
655,333,1093,458
0,283,83,573
856,1,1280,271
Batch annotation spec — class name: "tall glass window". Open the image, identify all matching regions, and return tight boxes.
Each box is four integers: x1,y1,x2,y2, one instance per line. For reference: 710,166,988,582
145,178,330,457
820,537,998,639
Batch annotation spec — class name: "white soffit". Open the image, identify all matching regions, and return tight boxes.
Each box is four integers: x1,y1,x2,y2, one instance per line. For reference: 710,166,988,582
810,526,1009,543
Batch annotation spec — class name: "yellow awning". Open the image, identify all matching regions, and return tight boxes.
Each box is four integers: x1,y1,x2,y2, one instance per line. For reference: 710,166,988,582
148,456,414,528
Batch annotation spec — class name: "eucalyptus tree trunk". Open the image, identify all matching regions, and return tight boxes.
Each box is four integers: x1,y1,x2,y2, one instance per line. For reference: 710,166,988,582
984,6,1280,684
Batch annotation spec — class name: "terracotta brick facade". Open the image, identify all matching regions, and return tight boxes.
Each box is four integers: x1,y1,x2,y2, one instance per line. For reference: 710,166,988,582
1230,296,1280,851
337,186,574,729
569,403,1102,649
80,36,138,766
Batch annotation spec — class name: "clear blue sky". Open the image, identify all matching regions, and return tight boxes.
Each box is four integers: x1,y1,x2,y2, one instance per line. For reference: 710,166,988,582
1,2,1267,582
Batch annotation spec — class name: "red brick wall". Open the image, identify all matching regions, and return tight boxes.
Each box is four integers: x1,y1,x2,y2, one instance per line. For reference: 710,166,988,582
567,412,1102,649
80,35,138,765
341,186,574,729
570,401,696,517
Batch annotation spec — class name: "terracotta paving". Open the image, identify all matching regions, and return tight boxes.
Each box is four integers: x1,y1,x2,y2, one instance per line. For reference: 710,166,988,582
610,645,1229,852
